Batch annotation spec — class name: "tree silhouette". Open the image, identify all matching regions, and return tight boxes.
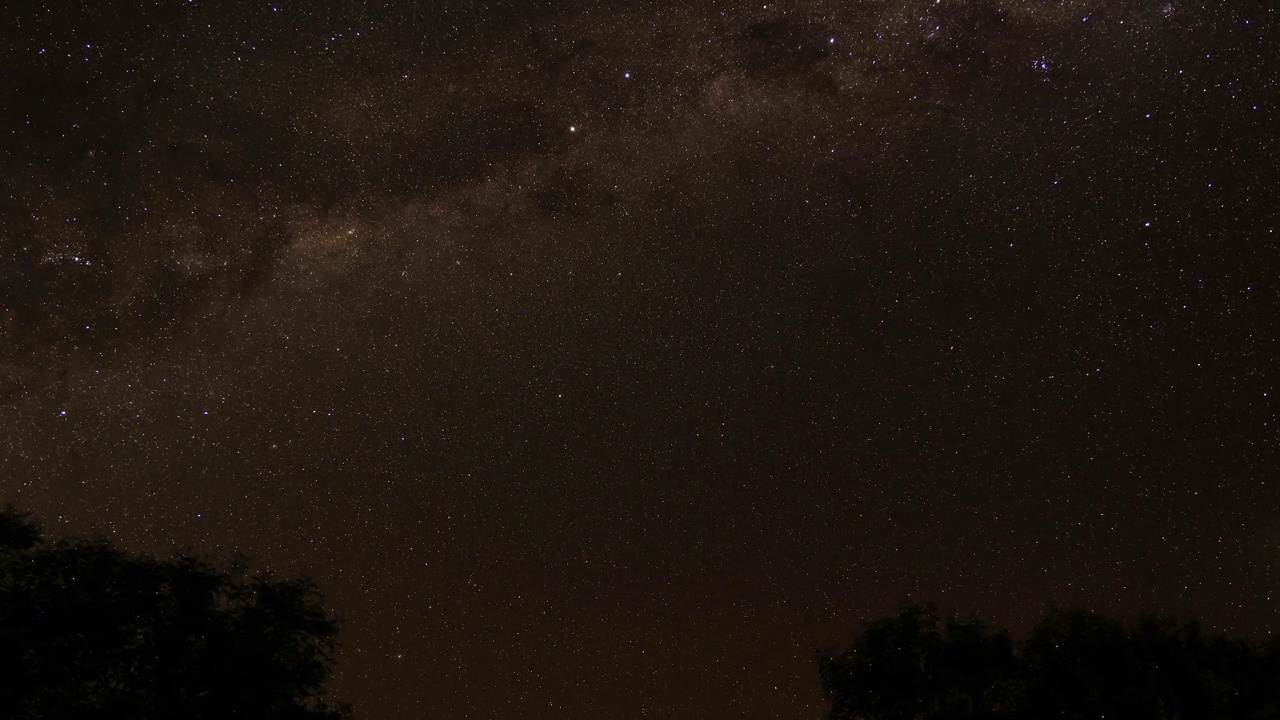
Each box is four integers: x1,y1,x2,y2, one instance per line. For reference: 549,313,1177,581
820,605,1280,720
0,508,351,719
819,604,1018,720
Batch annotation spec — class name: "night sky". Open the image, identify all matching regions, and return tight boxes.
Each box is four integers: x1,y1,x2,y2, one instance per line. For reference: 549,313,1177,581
3,0,1278,717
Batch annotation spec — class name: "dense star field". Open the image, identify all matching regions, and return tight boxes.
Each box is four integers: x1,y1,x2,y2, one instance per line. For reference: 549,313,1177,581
3,0,1277,717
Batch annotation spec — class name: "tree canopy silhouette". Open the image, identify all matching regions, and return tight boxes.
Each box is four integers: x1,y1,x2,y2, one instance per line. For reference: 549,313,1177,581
0,508,351,719
820,604,1280,720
